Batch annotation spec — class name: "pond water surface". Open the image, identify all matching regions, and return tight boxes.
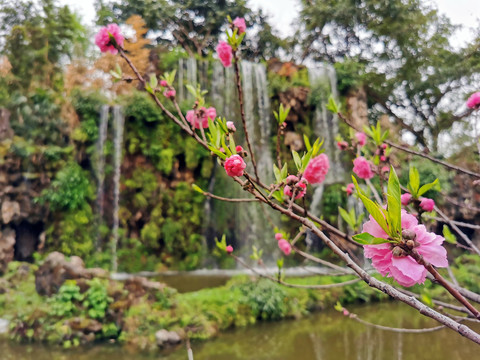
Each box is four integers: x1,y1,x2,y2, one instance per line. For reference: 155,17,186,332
1,302,478,360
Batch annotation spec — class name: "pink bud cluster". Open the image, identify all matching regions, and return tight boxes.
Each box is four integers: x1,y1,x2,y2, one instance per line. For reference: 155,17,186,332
186,107,217,129
284,175,307,199
275,233,292,256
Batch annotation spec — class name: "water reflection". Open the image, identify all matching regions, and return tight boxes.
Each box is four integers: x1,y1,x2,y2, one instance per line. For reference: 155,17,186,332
1,302,478,360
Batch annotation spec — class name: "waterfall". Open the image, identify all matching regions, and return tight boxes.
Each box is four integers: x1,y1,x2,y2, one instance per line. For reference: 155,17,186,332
95,105,109,250
308,64,344,216
111,106,124,272
177,58,278,260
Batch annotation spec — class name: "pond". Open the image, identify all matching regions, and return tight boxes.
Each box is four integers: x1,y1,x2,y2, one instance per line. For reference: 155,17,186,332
1,301,478,359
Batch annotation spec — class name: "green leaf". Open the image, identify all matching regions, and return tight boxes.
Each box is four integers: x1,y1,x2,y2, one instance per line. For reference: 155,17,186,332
418,178,439,197
334,301,343,312
442,225,457,244
339,206,355,229
273,164,281,183
352,176,390,235
149,74,158,89
409,167,420,197
272,190,284,203
303,135,312,151
352,232,390,245
326,95,339,113
280,163,288,180
192,184,204,193
387,166,401,236
208,146,227,160
292,150,302,170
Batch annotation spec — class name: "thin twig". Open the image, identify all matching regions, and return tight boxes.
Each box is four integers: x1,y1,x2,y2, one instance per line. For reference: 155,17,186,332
232,50,260,182
338,112,480,180
202,191,258,203
347,312,446,333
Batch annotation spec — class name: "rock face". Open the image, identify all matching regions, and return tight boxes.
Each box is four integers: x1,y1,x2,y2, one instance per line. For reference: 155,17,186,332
35,252,108,296
0,229,15,274
155,329,181,347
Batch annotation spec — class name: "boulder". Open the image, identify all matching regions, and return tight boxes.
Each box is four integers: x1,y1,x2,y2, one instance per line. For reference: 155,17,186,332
35,252,108,296
0,228,15,274
155,329,181,347
1,200,20,224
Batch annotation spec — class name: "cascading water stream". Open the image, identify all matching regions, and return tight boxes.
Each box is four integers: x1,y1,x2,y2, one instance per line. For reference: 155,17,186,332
95,105,109,250
111,106,124,272
177,58,278,259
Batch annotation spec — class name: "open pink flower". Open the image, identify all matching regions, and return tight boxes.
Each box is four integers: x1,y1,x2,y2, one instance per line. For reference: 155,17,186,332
363,210,448,287
216,41,233,67
304,154,329,184
355,132,367,146
186,107,217,129
345,183,355,196
353,157,374,179
233,17,247,34
278,239,292,256
95,24,124,54
401,193,412,206
420,198,435,212
224,155,246,177
467,92,480,109
226,245,233,253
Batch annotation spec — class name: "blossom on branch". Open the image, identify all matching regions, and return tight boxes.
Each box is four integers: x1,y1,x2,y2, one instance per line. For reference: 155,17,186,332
363,210,448,287
355,132,367,146
95,24,124,54
284,175,307,199
233,17,247,34
224,155,246,177
420,198,435,212
304,154,329,184
466,92,480,109
216,41,233,67
186,107,216,129
278,239,292,255
352,156,374,179
401,193,412,206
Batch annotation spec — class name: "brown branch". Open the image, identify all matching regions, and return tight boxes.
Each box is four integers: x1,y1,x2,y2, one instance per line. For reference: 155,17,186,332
338,112,480,180
202,191,259,203
232,50,260,182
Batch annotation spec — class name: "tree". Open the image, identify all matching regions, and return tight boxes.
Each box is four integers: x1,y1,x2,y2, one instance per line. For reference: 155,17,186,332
295,0,480,152
95,0,285,60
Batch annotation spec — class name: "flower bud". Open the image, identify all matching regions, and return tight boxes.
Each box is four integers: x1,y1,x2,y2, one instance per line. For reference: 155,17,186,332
402,229,416,241
392,246,407,258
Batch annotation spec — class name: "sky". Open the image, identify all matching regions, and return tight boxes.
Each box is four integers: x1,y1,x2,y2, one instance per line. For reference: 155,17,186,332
59,0,478,45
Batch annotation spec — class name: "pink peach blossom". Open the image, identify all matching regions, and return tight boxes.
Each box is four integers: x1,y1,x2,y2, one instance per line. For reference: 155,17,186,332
353,157,374,180
216,41,233,67
466,92,480,109
95,24,124,54
401,193,412,206
278,239,292,256
355,132,367,146
420,198,435,212
235,145,243,153
381,143,388,150
284,179,307,199
163,89,176,99
363,210,448,287
381,166,390,173
346,183,355,196
186,107,217,129
275,233,283,241
380,155,386,162
226,245,233,253
160,80,168,87
224,155,246,177
233,17,247,34
227,121,236,132
304,154,329,184
337,141,348,150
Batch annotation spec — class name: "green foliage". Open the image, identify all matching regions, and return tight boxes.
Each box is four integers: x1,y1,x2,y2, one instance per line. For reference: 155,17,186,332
38,162,94,211
236,279,288,320
49,280,83,318
83,279,113,319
